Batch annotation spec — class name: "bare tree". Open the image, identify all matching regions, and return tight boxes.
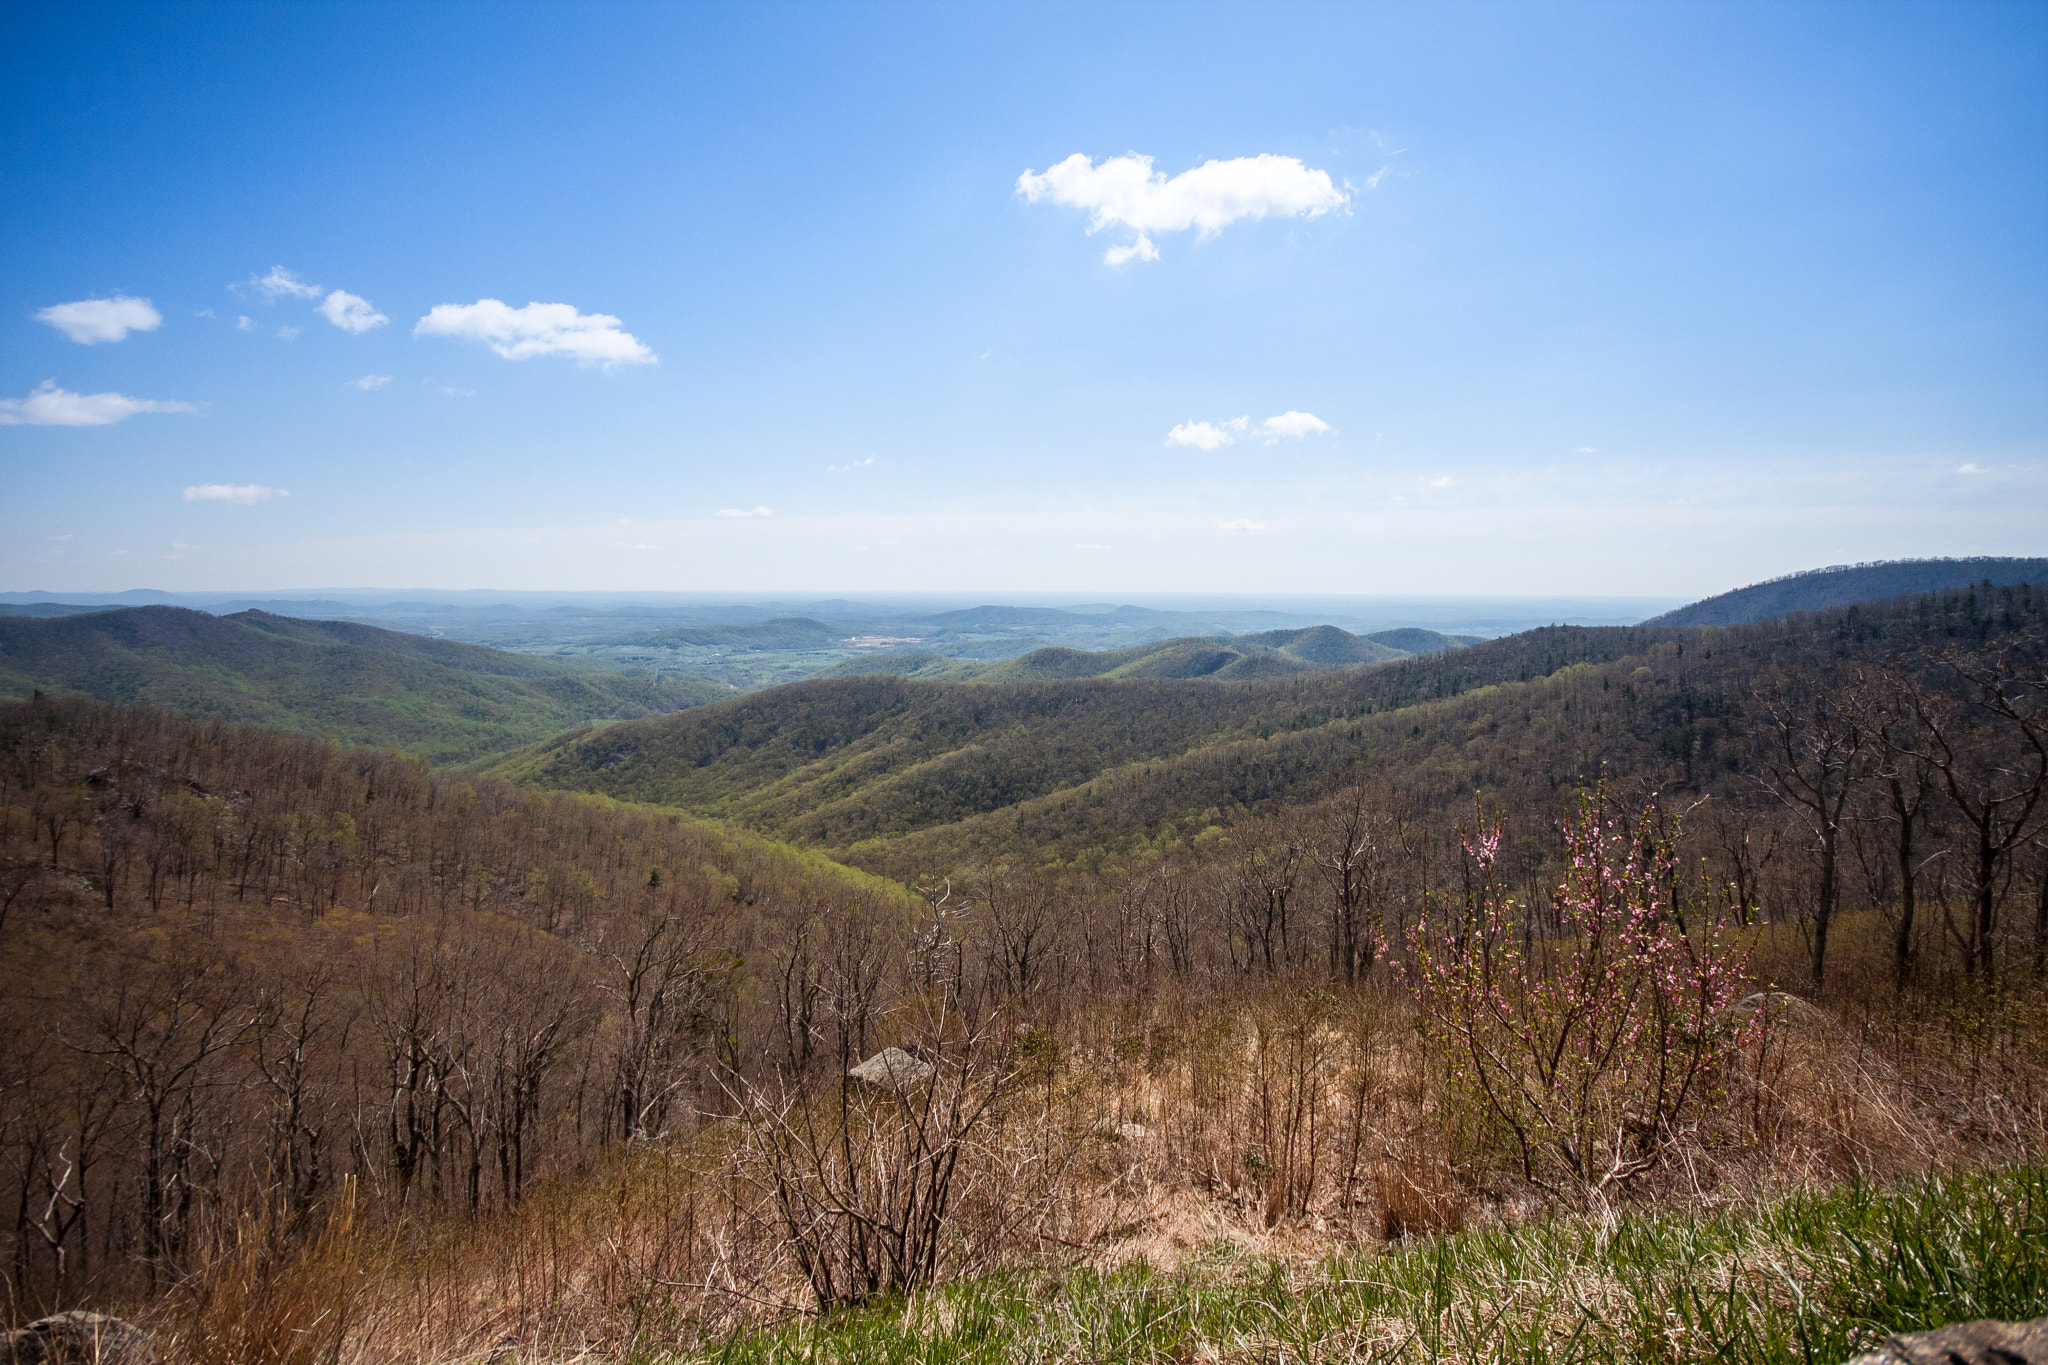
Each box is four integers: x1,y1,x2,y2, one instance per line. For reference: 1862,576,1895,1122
1754,669,1871,993
1307,785,1404,981
1902,645,2048,978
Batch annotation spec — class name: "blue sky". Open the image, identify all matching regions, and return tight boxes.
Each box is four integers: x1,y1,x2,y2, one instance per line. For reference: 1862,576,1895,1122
3,1,2043,596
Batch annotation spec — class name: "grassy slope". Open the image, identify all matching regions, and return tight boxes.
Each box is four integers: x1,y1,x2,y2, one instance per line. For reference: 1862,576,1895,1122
694,1165,2047,1365
0,606,728,764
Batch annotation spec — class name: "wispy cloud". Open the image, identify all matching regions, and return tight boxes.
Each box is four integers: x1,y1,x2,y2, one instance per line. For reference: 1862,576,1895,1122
240,266,323,301
1957,462,1985,474
715,506,774,518
1217,518,1269,532
183,483,288,505
347,374,393,391
35,295,163,344
0,380,197,426
415,299,655,366
1576,446,1598,454
828,456,875,472
277,326,301,341
235,315,256,331
1167,411,1331,449
610,541,660,551
320,289,388,333
1017,152,1348,264
1424,476,1452,488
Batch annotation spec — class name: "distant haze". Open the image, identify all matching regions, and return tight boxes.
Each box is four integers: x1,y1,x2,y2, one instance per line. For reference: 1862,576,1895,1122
0,589,1682,640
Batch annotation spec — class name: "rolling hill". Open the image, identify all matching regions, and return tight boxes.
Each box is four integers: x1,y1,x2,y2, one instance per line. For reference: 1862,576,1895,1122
825,624,1424,684
0,606,727,763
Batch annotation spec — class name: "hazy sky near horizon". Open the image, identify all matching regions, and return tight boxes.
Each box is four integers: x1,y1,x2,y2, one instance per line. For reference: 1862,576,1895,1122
3,1,2044,597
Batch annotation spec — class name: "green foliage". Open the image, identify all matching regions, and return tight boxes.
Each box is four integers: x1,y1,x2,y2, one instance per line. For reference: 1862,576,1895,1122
500,582,2048,878
0,606,727,764
1364,627,1486,655
690,1164,2048,1364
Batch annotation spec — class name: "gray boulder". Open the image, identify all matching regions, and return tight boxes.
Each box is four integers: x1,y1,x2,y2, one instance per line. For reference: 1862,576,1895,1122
1844,1316,2048,1364
848,1046,932,1090
1733,990,1831,1030
0,1313,154,1365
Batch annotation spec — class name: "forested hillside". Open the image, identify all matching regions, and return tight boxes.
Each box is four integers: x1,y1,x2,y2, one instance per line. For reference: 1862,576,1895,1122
0,606,726,763
498,581,2048,877
1649,557,2048,626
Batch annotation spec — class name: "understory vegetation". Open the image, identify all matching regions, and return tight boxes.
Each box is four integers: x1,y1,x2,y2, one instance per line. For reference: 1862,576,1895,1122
2,580,2045,1362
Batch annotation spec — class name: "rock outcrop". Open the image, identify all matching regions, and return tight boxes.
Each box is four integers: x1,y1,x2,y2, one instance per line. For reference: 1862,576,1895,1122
0,1313,154,1365
1843,1317,2048,1365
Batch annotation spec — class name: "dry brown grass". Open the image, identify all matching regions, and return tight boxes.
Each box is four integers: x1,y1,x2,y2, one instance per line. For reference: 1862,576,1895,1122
148,1186,371,1365
126,913,2045,1364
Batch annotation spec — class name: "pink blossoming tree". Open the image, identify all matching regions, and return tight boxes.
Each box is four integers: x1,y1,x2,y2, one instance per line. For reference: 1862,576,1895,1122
1408,788,1755,1197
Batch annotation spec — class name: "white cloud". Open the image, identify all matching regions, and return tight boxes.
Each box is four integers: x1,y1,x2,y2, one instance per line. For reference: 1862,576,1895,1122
35,295,163,344
610,541,660,551
1167,416,1249,450
1017,152,1348,264
414,299,655,366
1258,410,1331,442
828,456,875,472
1217,518,1269,531
277,326,300,341
1103,236,1160,267
1957,462,1985,474
320,289,389,333
183,484,288,505
715,506,774,518
1576,446,1598,454
1167,412,1330,448
236,315,256,331
244,266,322,301
347,374,393,391
1425,476,1452,488
0,380,197,426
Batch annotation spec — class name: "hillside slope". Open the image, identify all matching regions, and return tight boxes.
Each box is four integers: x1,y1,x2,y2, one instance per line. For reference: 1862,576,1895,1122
498,581,2047,875
0,606,726,763
1649,557,2048,626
